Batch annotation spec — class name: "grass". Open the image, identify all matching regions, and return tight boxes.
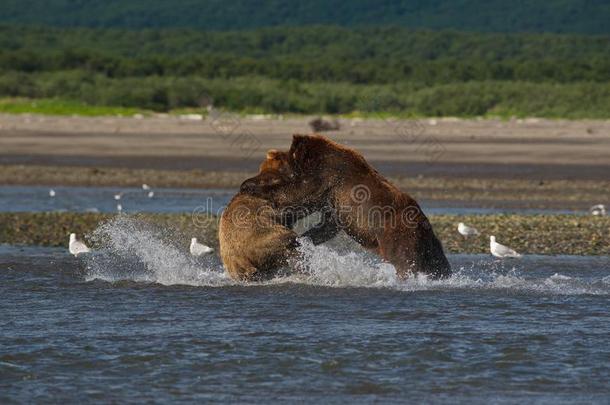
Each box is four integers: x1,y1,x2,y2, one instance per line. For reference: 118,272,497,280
2,74,610,119
0,96,598,121
0,97,419,119
0,98,145,117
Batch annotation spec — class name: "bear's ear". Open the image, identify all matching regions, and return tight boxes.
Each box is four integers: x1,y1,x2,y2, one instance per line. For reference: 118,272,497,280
290,134,310,148
266,149,279,159
289,134,319,174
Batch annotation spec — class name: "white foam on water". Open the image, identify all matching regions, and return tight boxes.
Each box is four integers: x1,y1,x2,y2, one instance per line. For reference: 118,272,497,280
82,217,610,295
290,238,398,288
287,239,610,295
85,216,231,286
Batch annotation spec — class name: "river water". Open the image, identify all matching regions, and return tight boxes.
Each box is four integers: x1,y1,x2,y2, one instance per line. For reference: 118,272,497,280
1,214,609,402
1,185,608,402
0,185,586,215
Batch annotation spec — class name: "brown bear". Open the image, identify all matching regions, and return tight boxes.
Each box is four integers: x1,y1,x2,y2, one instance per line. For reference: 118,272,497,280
240,134,452,279
219,149,333,281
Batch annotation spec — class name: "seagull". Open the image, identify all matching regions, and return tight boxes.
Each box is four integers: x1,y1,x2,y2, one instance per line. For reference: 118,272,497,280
49,189,56,197
490,236,521,258
142,184,151,191
458,222,479,237
69,233,90,256
147,191,155,198
114,193,122,201
190,238,214,256
117,204,123,213
590,204,606,216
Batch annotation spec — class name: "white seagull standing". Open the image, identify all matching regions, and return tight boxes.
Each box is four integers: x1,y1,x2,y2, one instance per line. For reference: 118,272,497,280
590,204,606,216
458,222,479,237
117,203,123,213
69,233,90,256
147,191,155,198
49,189,56,197
142,184,151,191
190,238,214,256
114,193,122,201
490,236,521,258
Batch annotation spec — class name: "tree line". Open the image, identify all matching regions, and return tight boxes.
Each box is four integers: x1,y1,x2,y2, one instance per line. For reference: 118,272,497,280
1,25,609,85
0,25,609,117
0,0,608,34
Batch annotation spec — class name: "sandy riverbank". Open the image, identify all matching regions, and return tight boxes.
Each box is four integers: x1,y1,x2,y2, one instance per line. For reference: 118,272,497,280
1,114,609,178
1,114,608,211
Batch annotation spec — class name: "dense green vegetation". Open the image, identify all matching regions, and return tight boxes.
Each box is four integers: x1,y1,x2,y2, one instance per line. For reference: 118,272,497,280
0,98,142,116
1,25,609,117
2,72,609,118
1,0,609,34
3,25,610,84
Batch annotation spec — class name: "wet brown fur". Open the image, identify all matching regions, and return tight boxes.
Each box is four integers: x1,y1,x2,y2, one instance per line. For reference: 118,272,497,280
219,150,300,281
244,134,452,279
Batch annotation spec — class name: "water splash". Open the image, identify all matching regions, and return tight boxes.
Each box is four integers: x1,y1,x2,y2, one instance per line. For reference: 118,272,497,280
82,217,610,295
293,239,610,295
293,238,398,288
85,216,230,286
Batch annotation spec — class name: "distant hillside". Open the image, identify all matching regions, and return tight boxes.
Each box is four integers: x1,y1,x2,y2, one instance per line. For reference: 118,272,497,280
1,0,610,34
2,25,609,85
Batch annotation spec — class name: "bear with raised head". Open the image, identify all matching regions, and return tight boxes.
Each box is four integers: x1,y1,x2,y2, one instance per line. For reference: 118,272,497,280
242,134,451,279
219,149,334,281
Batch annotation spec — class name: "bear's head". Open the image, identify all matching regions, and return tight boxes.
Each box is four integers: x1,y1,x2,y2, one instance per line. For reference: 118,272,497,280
258,149,293,177
240,149,293,196
240,135,336,211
